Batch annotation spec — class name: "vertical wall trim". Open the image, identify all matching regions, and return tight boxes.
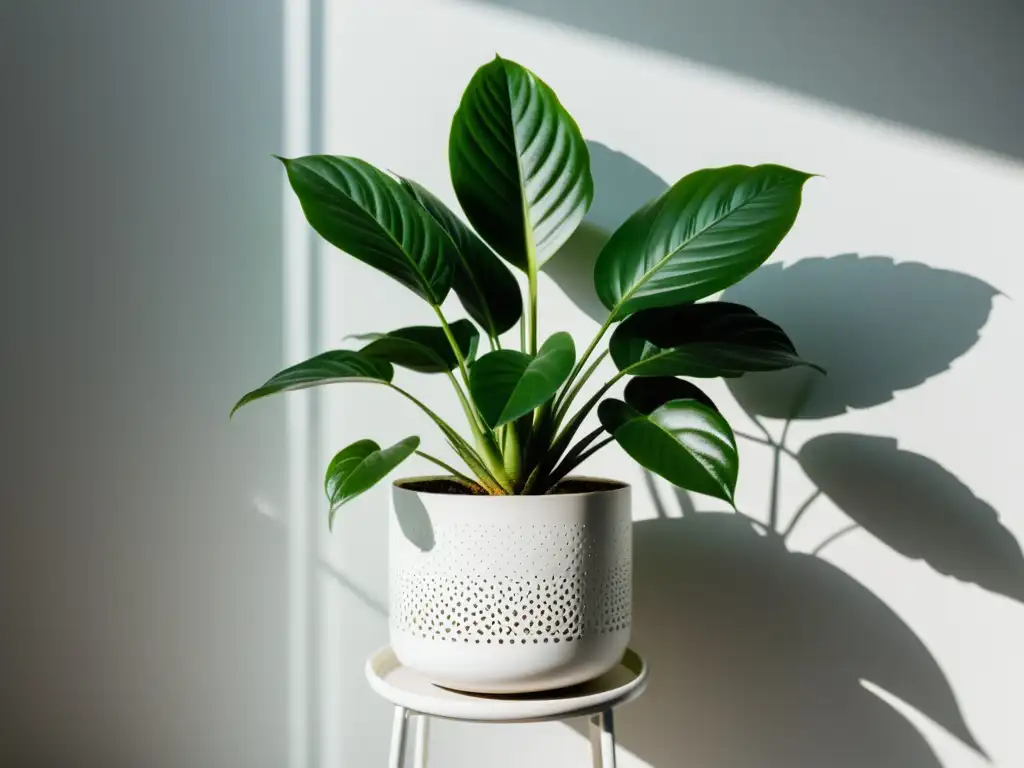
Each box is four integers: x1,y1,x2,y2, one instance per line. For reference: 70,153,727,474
282,1,314,766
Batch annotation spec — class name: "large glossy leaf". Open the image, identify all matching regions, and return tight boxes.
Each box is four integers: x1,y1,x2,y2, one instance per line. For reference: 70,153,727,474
449,56,593,271
280,155,454,304
623,376,718,415
470,332,576,427
231,350,393,415
599,398,738,503
399,177,522,336
610,301,823,377
325,436,419,527
594,165,811,318
359,320,479,374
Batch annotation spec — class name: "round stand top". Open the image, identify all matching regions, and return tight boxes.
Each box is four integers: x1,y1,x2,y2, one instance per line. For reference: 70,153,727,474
365,646,647,723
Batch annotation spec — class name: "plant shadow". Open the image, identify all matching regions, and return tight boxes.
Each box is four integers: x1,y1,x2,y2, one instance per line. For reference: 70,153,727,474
799,433,1024,604
605,512,980,768
722,255,1000,419
553,142,1018,766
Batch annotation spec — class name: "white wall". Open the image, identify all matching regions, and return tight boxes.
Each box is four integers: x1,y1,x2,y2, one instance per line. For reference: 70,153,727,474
3,2,1022,767
1,2,291,766
322,1,1024,767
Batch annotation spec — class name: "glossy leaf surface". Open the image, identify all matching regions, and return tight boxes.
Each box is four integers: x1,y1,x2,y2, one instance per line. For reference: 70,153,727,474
449,57,592,271
280,155,454,304
623,376,718,415
359,320,479,373
599,398,738,503
400,177,522,336
610,302,823,377
325,436,419,526
232,350,393,415
470,332,576,427
594,165,811,318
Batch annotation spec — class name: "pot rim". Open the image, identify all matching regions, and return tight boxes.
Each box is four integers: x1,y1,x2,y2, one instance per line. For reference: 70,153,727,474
393,474,630,499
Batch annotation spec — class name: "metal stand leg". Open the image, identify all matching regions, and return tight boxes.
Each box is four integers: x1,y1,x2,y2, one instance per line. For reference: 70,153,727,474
413,714,430,768
589,709,616,768
389,706,410,768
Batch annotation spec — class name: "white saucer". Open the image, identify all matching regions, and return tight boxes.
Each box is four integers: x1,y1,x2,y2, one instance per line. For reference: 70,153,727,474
365,645,648,723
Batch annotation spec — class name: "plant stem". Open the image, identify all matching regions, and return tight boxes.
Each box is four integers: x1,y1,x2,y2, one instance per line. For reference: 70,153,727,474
446,370,485,433
527,261,539,355
555,372,623,445
556,316,614,414
547,435,614,487
524,372,624,494
389,384,471,457
555,349,610,424
432,306,511,488
433,306,473,389
414,450,478,486
387,382,507,493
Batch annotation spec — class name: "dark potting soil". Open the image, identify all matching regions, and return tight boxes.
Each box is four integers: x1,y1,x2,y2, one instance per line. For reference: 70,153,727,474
398,478,626,496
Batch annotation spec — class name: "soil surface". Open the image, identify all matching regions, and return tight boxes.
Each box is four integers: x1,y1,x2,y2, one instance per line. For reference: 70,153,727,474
397,477,626,496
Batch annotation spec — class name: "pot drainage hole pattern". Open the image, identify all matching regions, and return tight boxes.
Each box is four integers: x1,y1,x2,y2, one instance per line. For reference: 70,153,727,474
391,521,631,644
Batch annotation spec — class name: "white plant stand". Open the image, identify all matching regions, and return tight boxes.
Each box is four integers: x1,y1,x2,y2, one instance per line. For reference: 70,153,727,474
365,646,648,767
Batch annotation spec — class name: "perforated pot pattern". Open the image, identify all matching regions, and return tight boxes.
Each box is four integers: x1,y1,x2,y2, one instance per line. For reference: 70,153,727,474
392,521,631,644
388,479,632,693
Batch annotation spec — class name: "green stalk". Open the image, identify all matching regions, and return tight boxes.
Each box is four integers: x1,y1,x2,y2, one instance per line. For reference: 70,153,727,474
442,366,509,488
523,372,624,494
527,260,539,355
390,382,506,493
554,372,623,446
414,450,479,487
433,306,474,389
385,382,497,483
448,439,504,494
555,316,615,416
432,306,512,491
546,435,614,487
555,349,609,425
501,421,522,483
446,370,485,434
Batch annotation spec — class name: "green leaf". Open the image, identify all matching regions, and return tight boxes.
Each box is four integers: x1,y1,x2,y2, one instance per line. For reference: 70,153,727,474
232,350,394,415
399,177,523,336
598,398,738,503
610,302,824,377
359,320,479,374
325,436,420,527
623,376,718,415
280,155,455,305
449,56,593,272
470,332,576,427
594,165,812,319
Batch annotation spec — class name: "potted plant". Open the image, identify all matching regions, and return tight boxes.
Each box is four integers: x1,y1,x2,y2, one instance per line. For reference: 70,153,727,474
232,56,821,693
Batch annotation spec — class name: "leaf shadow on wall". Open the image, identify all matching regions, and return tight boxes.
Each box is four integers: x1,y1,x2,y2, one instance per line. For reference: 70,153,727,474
722,254,1001,419
555,142,1018,767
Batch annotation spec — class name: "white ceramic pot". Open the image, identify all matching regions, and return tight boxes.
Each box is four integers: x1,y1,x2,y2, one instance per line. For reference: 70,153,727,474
388,477,632,693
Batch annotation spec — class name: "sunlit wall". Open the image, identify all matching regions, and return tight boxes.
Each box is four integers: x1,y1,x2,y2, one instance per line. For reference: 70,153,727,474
321,1,1024,767
3,1,1022,767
